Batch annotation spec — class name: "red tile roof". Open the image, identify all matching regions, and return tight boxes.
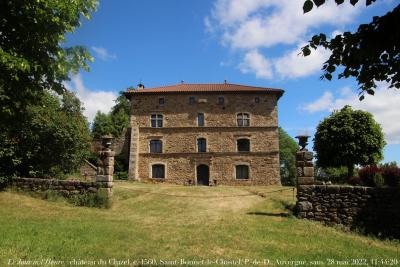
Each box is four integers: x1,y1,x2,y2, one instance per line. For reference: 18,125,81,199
124,83,284,98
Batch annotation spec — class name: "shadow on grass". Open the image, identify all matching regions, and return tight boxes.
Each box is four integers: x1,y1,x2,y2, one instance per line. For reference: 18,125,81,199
246,212,290,217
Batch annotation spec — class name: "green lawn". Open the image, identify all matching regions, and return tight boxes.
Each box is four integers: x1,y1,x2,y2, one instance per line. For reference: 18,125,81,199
0,182,399,266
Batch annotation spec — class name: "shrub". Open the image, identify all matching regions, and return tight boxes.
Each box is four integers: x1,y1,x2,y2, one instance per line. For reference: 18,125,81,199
114,154,128,180
70,190,111,208
0,176,11,191
381,166,400,187
372,173,384,188
115,171,128,180
349,176,362,186
359,164,400,187
358,165,380,187
315,166,348,184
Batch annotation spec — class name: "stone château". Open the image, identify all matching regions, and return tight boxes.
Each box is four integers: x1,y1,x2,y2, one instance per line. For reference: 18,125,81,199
124,82,284,185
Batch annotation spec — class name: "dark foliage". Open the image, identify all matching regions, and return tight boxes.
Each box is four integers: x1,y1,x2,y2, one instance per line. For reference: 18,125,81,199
314,106,385,180
302,0,400,98
91,92,130,138
279,127,298,185
0,0,97,180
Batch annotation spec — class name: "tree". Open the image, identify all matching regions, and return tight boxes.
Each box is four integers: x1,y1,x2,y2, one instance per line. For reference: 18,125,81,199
314,105,385,180
0,0,97,116
92,111,114,138
0,0,97,183
301,0,400,99
91,92,130,138
279,127,299,185
0,91,91,179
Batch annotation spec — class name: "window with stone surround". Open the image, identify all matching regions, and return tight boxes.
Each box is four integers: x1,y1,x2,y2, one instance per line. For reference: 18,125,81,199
217,96,225,105
198,113,205,127
152,164,165,179
150,140,162,153
151,114,163,127
158,97,165,105
236,165,249,180
189,96,196,104
237,113,250,127
197,138,207,153
237,138,250,152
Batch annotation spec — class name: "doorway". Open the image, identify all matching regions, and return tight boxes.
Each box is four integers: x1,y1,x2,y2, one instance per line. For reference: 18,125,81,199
196,165,209,186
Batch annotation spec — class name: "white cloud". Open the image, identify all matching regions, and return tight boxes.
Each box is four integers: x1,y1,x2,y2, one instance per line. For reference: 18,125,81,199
239,44,329,79
207,0,367,80
239,50,273,79
274,44,329,79
300,85,400,144
91,46,117,61
301,91,334,113
212,0,361,49
65,74,117,123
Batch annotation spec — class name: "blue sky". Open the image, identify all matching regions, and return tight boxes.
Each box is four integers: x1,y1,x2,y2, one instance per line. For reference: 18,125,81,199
65,0,399,163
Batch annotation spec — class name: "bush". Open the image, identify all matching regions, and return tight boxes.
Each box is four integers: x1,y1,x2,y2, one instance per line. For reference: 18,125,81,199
70,190,111,208
315,166,348,184
358,165,380,187
115,171,128,180
381,166,400,187
114,154,128,180
372,173,384,188
349,176,362,186
0,176,11,191
359,164,400,187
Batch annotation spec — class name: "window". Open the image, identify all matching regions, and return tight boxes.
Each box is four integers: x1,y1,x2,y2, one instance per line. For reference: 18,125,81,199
237,139,250,152
150,140,162,153
159,97,165,105
236,165,249,180
197,113,205,127
197,138,207,153
189,96,196,104
255,97,260,103
151,114,163,128
152,164,165,179
217,96,225,105
237,113,250,126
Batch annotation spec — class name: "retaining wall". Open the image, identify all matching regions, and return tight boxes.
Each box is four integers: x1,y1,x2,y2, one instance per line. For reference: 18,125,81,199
296,185,400,238
12,177,111,198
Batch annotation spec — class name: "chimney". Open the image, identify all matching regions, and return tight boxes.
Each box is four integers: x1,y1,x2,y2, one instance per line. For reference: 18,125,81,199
137,83,145,89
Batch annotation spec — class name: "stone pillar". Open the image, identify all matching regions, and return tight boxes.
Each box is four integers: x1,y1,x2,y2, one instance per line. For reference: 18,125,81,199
296,151,314,185
96,135,114,196
128,114,140,181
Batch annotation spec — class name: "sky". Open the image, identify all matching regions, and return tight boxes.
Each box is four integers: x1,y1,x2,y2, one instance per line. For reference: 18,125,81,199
65,0,399,163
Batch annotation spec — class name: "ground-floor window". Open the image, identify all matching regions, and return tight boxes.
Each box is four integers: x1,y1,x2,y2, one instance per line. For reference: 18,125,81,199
236,165,249,180
152,164,165,179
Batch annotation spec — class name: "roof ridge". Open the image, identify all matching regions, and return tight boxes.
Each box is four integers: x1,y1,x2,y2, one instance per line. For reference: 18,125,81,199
131,82,282,91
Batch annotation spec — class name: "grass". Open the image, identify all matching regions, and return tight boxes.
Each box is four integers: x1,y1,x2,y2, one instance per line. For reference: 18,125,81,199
0,182,399,266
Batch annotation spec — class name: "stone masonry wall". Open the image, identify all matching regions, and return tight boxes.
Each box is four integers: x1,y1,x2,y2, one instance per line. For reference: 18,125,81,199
297,185,400,238
12,177,104,198
128,92,280,185
139,153,280,185
131,93,278,128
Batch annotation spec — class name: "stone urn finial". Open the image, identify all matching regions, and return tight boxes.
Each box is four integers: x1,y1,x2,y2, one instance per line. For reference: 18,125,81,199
101,134,113,150
295,135,310,151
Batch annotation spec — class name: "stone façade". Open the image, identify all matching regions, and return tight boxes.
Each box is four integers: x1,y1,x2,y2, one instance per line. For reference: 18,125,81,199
124,83,284,185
